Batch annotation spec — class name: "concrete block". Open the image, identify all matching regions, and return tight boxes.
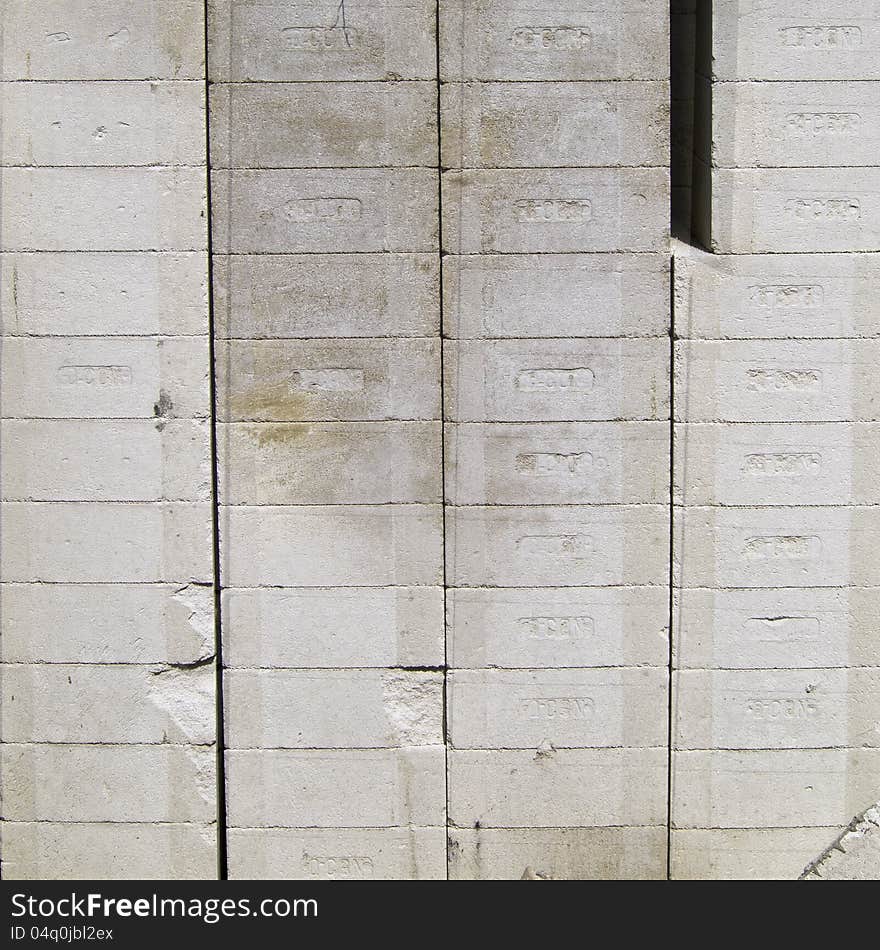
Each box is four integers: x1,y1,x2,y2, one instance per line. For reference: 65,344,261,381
0,744,215,822
673,423,880,506
674,506,880,589
696,165,880,254
674,669,880,751
228,827,446,880
673,587,880,671
448,826,667,880
446,505,669,587
1,337,210,419
447,586,669,669
222,505,442,587
672,748,880,829
442,169,669,253
211,168,437,253
0,822,217,881
219,422,441,504
1,81,205,166
217,339,440,422
0,502,212,583
0,252,208,337
804,806,880,880
1,663,215,745
223,586,444,669
705,80,880,169
1,1,205,80
444,340,669,422
212,253,439,339
442,253,670,339
210,82,436,168
671,828,840,880
708,0,880,81
1,168,207,252
445,422,669,505
440,81,669,168
674,340,880,422
1,582,215,665
439,0,669,81
1,420,210,502
448,748,668,827
209,0,436,82
448,668,668,749
225,669,443,749
226,748,445,827
673,247,880,340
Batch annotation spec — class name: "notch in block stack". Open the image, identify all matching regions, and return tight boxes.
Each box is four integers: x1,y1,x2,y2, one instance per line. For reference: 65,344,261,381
209,0,446,880
440,0,671,879
673,0,880,879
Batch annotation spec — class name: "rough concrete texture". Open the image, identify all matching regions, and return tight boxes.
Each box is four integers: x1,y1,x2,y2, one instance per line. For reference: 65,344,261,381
4,1,880,884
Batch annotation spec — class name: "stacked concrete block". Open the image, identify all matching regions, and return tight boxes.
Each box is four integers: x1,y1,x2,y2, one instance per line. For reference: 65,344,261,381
0,1,216,878
673,246,880,878
209,0,446,879
440,0,671,879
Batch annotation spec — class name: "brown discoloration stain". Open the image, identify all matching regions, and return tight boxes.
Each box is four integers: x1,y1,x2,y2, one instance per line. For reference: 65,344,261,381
227,384,312,422
245,422,314,449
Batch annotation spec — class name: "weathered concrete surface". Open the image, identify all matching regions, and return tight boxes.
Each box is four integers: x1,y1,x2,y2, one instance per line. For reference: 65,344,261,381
802,804,880,879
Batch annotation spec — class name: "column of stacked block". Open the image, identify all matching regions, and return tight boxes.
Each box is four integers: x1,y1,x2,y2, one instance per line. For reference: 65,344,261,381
0,1,216,878
673,0,880,878
440,1,671,879
209,1,446,879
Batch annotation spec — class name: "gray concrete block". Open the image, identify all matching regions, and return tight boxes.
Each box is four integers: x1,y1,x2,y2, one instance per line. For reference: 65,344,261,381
1,744,215,822
673,587,880,671
1,81,205,166
0,822,217,881
225,669,443,749
446,505,669,587
443,253,670,339
211,168,437,253
442,168,669,253
448,826,667,880
439,0,669,81
1,583,214,665
671,828,840,880
674,669,880,751
705,80,880,169
448,668,668,749
440,81,669,168
228,827,446,880
222,505,442,587
804,805,880,880
1,168,207,252
447,586,669,669
697,165,880,254
673,423,880,506
223,586,444,669
210,82,437,168
445,340,669,422
217,339,440,422
1,1,205,80
226,748,445,827
446,422,669,505
1,663,215,744
1,337,210,419
673,246,880,339
674,340,880,422
209,0,436,82
0,502,212,583
218,422,441,504
1,420,210,502
0,252,208,337
448,748,668,827
709,0,880,81
674,506,880,589
213,253,439,339
672,748,880,829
